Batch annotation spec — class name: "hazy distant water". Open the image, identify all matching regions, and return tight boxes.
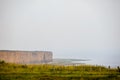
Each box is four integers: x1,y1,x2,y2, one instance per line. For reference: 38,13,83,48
72,60,119,68
82,60,120,68
65,52,120,68
53,57,120,68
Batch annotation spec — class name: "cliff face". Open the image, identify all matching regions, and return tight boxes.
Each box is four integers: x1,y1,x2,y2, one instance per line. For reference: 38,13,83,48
0,50,53,64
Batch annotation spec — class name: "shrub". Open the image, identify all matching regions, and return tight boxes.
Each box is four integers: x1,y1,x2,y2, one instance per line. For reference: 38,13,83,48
0,60,5,64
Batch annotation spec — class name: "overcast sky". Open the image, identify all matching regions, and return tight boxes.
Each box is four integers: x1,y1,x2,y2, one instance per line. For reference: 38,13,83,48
0,0,120,66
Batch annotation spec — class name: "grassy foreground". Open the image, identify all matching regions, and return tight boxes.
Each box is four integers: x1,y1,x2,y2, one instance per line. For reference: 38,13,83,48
0,61,120,80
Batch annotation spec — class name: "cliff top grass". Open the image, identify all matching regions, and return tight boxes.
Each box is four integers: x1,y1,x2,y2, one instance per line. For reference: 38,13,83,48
0,50,52,53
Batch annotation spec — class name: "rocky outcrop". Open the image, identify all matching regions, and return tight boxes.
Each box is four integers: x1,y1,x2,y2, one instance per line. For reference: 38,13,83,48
0,50,53,64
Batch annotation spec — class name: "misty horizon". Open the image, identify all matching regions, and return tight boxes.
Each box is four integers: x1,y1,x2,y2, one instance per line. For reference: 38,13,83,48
0,0,120,67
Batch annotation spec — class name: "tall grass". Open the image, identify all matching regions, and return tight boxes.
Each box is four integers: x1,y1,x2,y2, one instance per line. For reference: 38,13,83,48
0,60,120,80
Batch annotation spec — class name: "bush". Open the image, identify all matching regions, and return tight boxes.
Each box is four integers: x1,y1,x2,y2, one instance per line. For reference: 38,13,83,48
0,60,5,64
21,65,28,68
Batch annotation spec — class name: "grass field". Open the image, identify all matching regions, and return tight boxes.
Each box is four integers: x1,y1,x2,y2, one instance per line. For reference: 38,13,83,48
0,61,120,80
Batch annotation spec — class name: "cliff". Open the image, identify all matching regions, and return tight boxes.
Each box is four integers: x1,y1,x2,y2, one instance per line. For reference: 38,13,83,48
0,50,53,64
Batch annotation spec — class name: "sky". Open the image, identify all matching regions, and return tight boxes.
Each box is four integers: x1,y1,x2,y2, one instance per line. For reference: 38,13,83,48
0,0,120,66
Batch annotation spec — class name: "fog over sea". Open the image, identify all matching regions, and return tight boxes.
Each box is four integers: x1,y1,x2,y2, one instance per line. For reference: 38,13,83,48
53,51,120,68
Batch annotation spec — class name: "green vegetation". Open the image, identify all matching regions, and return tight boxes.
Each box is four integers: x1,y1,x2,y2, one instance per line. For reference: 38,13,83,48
0,60,120,80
